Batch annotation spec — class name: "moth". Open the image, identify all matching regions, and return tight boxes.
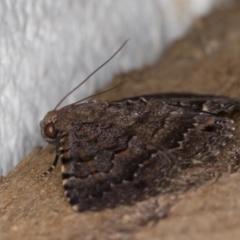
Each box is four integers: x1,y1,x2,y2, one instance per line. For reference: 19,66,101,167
40,42,240,211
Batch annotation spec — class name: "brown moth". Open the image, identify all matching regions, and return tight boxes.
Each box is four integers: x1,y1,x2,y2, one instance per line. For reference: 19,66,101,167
40,42,240,211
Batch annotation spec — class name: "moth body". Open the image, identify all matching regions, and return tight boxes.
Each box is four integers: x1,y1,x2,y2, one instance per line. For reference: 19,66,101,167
40,93,240,211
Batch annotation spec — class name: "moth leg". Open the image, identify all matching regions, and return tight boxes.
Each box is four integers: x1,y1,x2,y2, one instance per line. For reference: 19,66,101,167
38,154,59,178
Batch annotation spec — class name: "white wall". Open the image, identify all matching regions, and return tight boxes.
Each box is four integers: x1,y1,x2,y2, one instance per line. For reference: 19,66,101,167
0,0,227,175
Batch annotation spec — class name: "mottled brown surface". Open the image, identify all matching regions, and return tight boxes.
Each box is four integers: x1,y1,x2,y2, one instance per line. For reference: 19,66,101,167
1,2,240,240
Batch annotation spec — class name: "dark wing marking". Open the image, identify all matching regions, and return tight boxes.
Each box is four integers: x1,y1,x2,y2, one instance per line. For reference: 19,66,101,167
59,122,177,211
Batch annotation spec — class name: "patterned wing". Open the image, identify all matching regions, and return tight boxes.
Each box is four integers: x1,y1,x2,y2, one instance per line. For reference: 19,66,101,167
112,94,239,164
153,109,235,163
59,122,177,211
42,93,240,211
152,94,239,163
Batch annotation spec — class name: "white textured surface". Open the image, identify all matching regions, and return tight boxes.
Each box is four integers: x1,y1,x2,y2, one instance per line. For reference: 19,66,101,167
0,0,224,175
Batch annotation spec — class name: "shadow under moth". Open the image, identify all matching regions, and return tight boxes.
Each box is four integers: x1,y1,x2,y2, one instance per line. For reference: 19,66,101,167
40,41,240,211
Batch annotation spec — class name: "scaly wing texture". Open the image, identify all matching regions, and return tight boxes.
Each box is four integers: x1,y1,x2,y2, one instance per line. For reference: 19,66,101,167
59,121,176,211
55,94,239,211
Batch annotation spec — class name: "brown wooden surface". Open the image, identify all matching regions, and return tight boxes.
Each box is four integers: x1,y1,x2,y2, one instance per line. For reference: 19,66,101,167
1,2,240,239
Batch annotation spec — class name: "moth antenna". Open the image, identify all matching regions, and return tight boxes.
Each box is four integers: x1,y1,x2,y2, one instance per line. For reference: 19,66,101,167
54,39,129,110
59,78,128,110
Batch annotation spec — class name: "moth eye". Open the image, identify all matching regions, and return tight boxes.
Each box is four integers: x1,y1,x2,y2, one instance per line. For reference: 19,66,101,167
44,123,56,139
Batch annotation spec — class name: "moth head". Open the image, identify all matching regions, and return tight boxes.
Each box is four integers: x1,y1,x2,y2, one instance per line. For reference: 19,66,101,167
40,111,58,144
